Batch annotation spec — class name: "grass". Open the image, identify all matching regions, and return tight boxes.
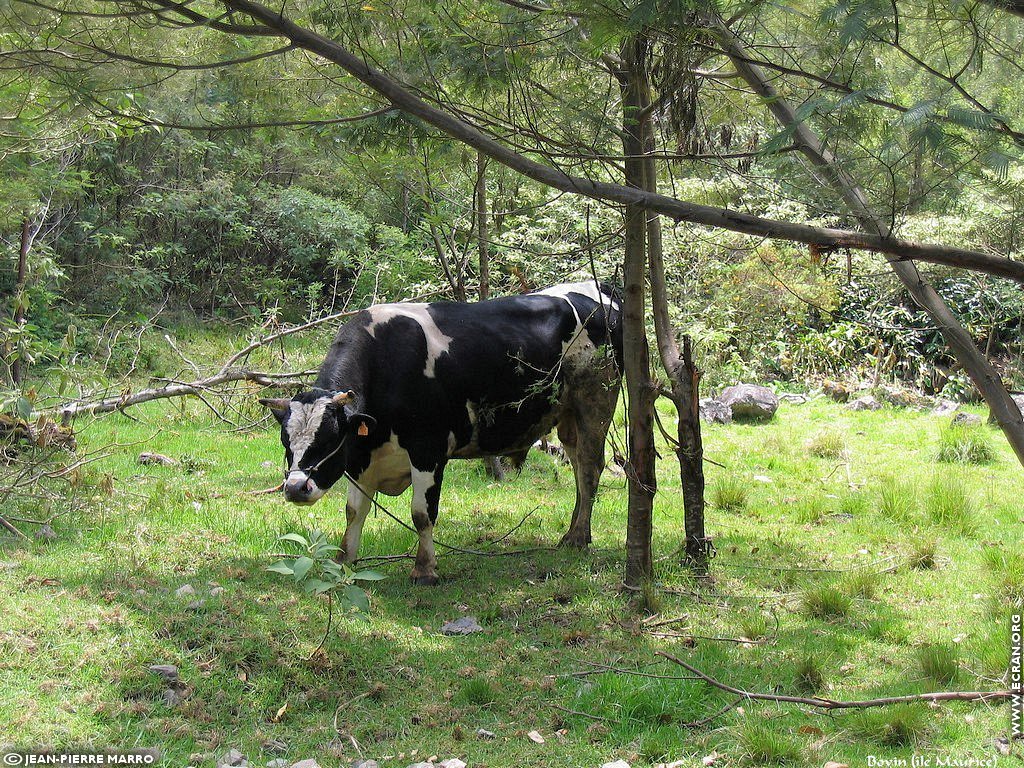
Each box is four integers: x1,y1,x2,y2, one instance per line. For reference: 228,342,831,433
806,429,848,460
936,423,997,464
2,361,1020,767
917,643,960,686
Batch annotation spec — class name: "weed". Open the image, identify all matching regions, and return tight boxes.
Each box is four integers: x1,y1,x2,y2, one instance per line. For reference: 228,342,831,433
793,652,825,693
877,476,917,523
907,538,938,570
456,677,498,706
850,707,930,746
844,571,879,599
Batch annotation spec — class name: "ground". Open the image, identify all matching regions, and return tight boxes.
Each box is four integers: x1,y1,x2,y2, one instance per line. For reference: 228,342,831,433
1,395,1021,767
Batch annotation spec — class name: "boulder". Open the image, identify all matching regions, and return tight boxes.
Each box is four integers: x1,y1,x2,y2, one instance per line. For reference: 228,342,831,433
440,616,483,635
952,412,983,427
148,664,179,682
879,386,932,410
217,750,247,768
932,399,960,416
821,380,850,403
718,384,778,422
778,393,808,405
698,398,732,425
847,395,882,411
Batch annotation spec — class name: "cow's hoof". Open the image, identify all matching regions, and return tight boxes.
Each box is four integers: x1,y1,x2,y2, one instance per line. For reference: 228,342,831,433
558,532,591,549
410,572,441,586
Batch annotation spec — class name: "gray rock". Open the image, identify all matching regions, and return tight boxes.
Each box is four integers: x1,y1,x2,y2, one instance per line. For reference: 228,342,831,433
148,664,179,682
175,584,196,598
932,399,960,416
951,412,982,427
406,764,434,768
1013,394,1024,416
35,524,57,540
210,586,226,597
778,393,808,405
698,398,732,425
266,760,288,768
352,761,378,768
718,384,778,421
822,380,851,402
438,761,466,768
476,728,496,740
602,762,631,768
217,750,247,768
289,760,320,768
440,616,483,635
847,395,882,411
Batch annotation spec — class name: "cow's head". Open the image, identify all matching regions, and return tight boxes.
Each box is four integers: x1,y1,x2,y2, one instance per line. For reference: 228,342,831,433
260,389,376,504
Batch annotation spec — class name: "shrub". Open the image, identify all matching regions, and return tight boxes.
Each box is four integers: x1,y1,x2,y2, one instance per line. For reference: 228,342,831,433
937,424,996,464
793,653,825,693
907,539,938,570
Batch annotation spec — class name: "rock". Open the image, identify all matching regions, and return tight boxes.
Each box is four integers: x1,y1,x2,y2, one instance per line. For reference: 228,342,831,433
821,380,850,403
602,761,631,768
162,688,183,707
261,460,276,469
952,412,982,427
698,398,732,425
878,386,931,409
527,730,545,744
440,616,483,635
718,384,778,421
847,395,882,411
35,524,57,540
210,586,226,597
266,761,288,768
148,664,179,682
289,760,320,768
138,452,178,466
994,737,1011,756
438,760,466,768
778,393,808,405
352,761,378,768
175,584,196,598
932,399,960,416
475,728,496,740
406,764,433,768
1012,394,1024,414
217,750,247,768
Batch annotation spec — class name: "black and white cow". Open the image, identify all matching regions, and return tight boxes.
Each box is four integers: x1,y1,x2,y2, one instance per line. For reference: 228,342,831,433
260,281,622,584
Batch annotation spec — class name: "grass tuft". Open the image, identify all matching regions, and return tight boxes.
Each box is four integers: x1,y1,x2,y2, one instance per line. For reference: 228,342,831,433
807,429,849,460
907,538,938,570
850,706,930,746
937,424,996,464
456,677,498,706
802,583,852,620
738,722,803,765
843,570,879,599
711,475,749,512
793,652,825,693
877,476,917,523
917,643,960,685
924,475,979,535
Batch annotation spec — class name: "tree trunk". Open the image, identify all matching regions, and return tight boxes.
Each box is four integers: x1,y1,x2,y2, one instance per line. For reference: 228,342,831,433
11,217,31,386
619,36,658,588
476,152,491,301
714,18,1024,467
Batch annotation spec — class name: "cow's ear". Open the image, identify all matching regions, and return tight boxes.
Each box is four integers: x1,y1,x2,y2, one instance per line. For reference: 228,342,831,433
347,413,377,437
259,397,290,424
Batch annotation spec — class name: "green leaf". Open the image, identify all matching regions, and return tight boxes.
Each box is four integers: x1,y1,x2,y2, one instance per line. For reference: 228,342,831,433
267,561,295,576
351,570,386,581
304,579,335,595
343,584,370,614
277,533,309,548
292,556,315,582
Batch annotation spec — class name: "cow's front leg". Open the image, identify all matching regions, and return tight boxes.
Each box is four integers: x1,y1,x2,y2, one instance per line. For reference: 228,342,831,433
409,463,445,586
340,477,376,563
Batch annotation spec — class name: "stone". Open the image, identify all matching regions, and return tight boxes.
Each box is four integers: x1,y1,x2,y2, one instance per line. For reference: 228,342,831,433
778,393,808,405
527,730,545,744
175,584,196,598
440,616,483,635
951,412,982,427
718,384,778,421
475,728,496,740
698,398,732,425
406,764,433,768
162,688,183,707
878,386,931,409
35,524,57,540
289,760,320,768
217,750,247,768
438,760,466,768
148,664,179,682
932,399,960,416
821,380,850,403
266,761,288,768
352,761,378,768
210,586,226,597
138,452,178,466
847,395,882,411
602,761,631,768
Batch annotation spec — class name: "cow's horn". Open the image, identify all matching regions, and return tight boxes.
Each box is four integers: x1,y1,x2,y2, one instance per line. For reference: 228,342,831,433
259,397,290,411
332,390,356,405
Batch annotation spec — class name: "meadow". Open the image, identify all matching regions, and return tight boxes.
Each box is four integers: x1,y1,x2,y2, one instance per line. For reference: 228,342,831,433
1,390,1021,767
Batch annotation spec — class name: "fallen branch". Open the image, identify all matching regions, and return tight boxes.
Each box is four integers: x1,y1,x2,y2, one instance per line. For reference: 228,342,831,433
658,651,1024,710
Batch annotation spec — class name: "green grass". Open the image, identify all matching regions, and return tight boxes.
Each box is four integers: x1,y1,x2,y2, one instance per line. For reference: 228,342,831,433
936,423,997,464
2,374,1020,767
806,429,848,460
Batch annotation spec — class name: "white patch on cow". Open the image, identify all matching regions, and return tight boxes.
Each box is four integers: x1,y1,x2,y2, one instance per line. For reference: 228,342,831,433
356,433,412,496
286,397,331,469
538,280,620,311
365,304,453,378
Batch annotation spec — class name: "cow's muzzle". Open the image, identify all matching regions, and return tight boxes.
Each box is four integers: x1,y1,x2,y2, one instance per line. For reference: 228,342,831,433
283,471,324,504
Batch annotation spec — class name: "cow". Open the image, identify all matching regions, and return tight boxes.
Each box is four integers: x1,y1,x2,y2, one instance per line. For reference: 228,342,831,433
260,281,623,585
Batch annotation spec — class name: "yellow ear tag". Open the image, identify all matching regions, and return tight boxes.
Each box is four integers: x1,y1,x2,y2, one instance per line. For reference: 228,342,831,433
357,422,369,436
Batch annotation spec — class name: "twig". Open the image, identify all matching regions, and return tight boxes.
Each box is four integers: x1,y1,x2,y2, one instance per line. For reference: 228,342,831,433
682,696,744,728
243,482,284,496
0,515,29,539
657,651,1024,710
307,593,333,660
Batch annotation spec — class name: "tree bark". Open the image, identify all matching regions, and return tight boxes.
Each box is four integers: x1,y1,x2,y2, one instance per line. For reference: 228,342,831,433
476,152,491,301
212,0,1024,284
713,18,1024,467
10,217,31,386
619,36,657,588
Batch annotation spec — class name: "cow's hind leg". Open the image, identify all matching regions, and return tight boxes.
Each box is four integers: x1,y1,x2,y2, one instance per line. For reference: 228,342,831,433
340,478,376,563
409,462,445,586
558,374,619,548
